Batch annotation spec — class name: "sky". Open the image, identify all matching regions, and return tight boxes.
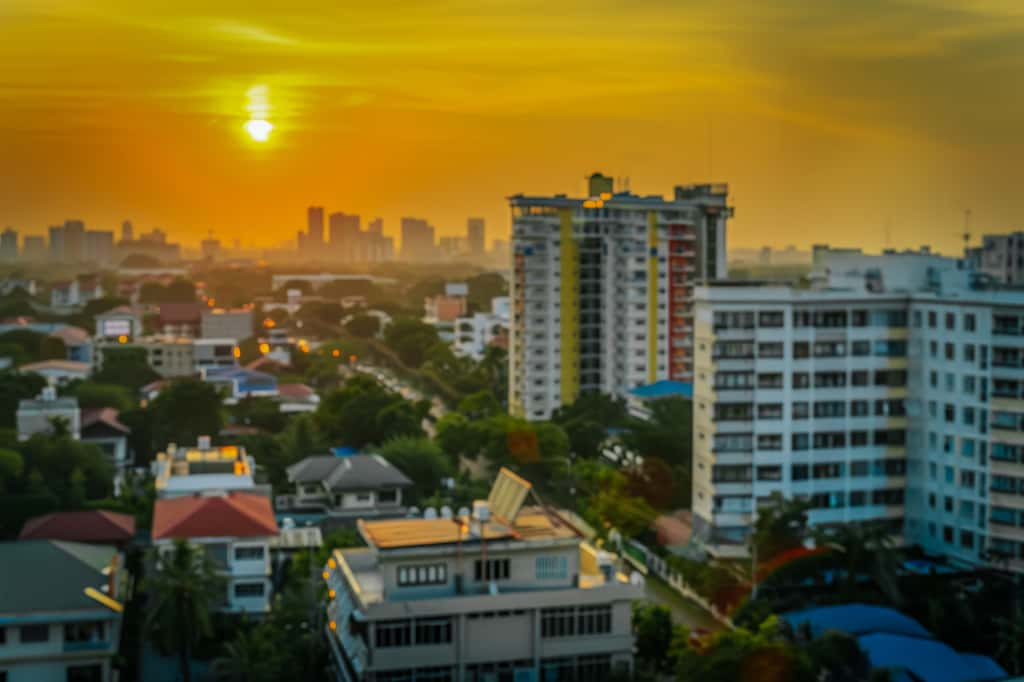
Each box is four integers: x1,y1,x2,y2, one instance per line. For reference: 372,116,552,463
1,0,1022,252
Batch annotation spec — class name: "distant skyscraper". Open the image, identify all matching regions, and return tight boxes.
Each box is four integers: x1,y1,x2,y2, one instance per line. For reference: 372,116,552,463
84,231,114,265
0,229,18,262
367,217,383,234
22,236,45,261
467,217,485,258
62,220,86,262
307,206,325,247
329,212,361,261
201,237,221,261
400,217,436,262
121,220,133,242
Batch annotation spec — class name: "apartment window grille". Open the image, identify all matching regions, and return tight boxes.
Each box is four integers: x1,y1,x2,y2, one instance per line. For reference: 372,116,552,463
19,625,49,643
792,403,809,419
414,618,453,645
577,605,612,635
234,546,264,561
541,608,576,638
474,558,510,582
535,555,568,580
398,563,448,586
234,582,265,598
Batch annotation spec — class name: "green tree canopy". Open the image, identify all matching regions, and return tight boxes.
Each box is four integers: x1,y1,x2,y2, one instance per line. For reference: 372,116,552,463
68,381,135,412
0,371,45,428
344,313,381,338
139,278,196,303
149,379,224,448
314,375,424,448
92,346,160,391
383,318,441,368
378,436,454,504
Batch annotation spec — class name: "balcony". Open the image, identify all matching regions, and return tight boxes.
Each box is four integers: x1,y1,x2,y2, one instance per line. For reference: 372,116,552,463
64,639,111,653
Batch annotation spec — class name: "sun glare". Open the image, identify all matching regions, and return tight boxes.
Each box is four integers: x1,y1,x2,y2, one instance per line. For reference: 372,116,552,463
245,119,273,142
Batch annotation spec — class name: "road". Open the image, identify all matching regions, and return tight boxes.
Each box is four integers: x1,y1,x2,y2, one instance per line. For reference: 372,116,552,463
643,575,724,632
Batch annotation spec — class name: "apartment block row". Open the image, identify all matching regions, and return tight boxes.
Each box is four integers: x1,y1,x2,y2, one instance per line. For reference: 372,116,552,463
692,248,1024,571
508,173,731,420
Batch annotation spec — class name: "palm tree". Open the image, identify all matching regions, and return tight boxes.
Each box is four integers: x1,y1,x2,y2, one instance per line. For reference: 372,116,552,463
814,522,901,605
146,539,225,682
210,626,279,682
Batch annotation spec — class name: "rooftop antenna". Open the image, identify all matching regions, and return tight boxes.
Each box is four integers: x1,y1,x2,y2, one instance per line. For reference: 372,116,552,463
962,208,972,251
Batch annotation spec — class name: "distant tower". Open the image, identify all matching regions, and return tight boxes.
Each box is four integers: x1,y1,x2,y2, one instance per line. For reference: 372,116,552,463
467,218,486,258
307,206,324,247
121,220,133,242
0,228,18,262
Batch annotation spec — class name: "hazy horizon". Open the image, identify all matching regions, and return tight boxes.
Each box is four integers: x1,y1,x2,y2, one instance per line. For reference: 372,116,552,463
2,1,1022,252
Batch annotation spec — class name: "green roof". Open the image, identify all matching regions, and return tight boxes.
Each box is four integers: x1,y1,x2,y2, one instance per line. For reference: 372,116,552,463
0,540,119,614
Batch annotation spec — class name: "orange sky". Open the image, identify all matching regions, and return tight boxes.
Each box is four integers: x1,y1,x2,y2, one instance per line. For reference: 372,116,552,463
1,0,1022,252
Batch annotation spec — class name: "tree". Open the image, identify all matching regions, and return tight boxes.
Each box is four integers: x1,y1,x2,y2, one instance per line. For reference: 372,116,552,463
139,278,196,303
314,375,423,448
92,346,160,391
0,371,45,427
149,379,223,448
0,448,24,489
146,540,226,682
378,436,454,504
676,616,817,682
211,626,280,682
633,603,682,675
752,492,810,563
814,522,902,606
383,318,441,368
552,393,629,459
466,272,508,311
69,381,135,412
82,296,130,319
345,314,381,338
576,461,656,538
230,396,287,433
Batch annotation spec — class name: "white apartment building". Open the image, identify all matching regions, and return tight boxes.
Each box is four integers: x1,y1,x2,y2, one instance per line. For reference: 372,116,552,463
323,469,643,682
454,297,510,360
93,336,195,378
508,173,730,420
692,248,1024,572
971,231,1024,285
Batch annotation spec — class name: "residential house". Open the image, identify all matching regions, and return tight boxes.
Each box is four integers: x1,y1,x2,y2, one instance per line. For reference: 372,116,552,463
151,440,269,499
193,338,240,373
0,540,126,682
156,302,202,337
18,511,135,547
282,454,412,520
80,408,131,469
18,360,91,386
48,326,92,363
152,492,279,614
94,306,144,341
16,387,80,441
49,277,103,311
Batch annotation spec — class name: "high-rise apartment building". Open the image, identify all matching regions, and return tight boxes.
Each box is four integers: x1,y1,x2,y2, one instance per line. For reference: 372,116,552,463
467,218,486,258
308,206,325,247
401,217,436,262
0,228,17,262
121,220,133,242
23,235,46,261
969,231,1024,285
84,230,114,265
508,173,730,420
367,217,383,234
692,248,1024,572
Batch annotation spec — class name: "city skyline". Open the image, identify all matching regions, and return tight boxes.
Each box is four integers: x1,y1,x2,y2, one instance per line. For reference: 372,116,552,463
2,2,1023,252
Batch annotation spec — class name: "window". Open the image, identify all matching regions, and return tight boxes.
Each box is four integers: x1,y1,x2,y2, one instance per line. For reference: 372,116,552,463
757,434,782,450
376,620,412,648
965,345,976,363
64,621,105,644
758,342,784,358
813,432,846,449
378,489,398,504
234,582,265,598
851,340,871,356
792,402,809,419
713,465,752,482
578,605,612,635
851,370,869,386
234,546,264,561
814,372,846,388
928,311,937,328
791,433,809,451
965,313,976,332
758,403,783,419
945,343,955,361
814,401,845,418
415,618,453,645
757,373,783,389
793,342,809,358
66,665,104,682
20,625,49,643
813,463,843,479
946,312,956,330
578,654,612,680
792,464,809,481
541,608,576,638
474,558,510,582
793,373,810,389
850,401,869,417
758,311,785,327
757,466,782,481
851,461,869,477
535,556,568,580
399,563,448,586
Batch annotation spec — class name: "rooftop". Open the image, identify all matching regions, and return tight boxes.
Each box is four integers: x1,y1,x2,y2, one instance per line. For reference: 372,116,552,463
18,359,91,374
81,407,130,434
629,380,693,400
287,454,413,493
152,491,278,540
19,510,135,544
152,443,255,494
0,540,123,614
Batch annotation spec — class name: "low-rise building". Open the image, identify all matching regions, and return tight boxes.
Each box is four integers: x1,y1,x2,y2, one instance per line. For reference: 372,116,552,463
94,306,144,341
81,408,131,469
201,308,254,341
193,338,240,373
152,492,279,614
151,439,267,499
18,360,92,386
323,468,643,682
48,326,92,363
49,276,103,311
0,540,126,682
93,336,194,378
18,510,135,547
625,380,692,421
156,302,202,337
282,454,412,520
454,297,510,360
201,366,273,401
16,387,81,441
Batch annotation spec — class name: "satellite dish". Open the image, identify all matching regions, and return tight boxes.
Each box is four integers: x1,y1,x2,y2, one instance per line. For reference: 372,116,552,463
408,506,420,518
424,507,438,519
441,506,453,519
457,507,471,519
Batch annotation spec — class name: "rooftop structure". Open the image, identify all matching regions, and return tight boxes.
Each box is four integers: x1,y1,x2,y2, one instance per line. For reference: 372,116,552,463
19,510,135,545
283,454,413,520
151,440,261,498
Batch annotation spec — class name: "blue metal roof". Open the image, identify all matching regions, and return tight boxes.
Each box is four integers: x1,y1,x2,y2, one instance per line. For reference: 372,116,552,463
782,603,931,639
782,604,1007,682
628,380,693,400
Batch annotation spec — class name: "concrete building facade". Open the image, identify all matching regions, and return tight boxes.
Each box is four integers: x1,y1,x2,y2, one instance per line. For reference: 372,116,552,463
508,174,730,420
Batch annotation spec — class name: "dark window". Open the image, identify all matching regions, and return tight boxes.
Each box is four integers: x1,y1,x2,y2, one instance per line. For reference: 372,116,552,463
793,342,809,358
415,618,453,645
64,621,105,644
234,546,264,561
20,625,49,643
474,558,510,582
541,607,576,638
375,620,412,648
792,464,809,481
233,582,265,598
66,665,104,682
577,605,612,635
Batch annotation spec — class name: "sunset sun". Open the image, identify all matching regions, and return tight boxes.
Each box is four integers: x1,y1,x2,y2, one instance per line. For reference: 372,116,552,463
244,119,273,142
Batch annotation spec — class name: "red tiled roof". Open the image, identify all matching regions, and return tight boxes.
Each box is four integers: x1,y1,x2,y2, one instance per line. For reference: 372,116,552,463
245,357,292,372
49,326,90,345
276,383,314,399
152,492,278,540
157,302,202,324
140,379,170,395
81,407,130,434
19,510,135,543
